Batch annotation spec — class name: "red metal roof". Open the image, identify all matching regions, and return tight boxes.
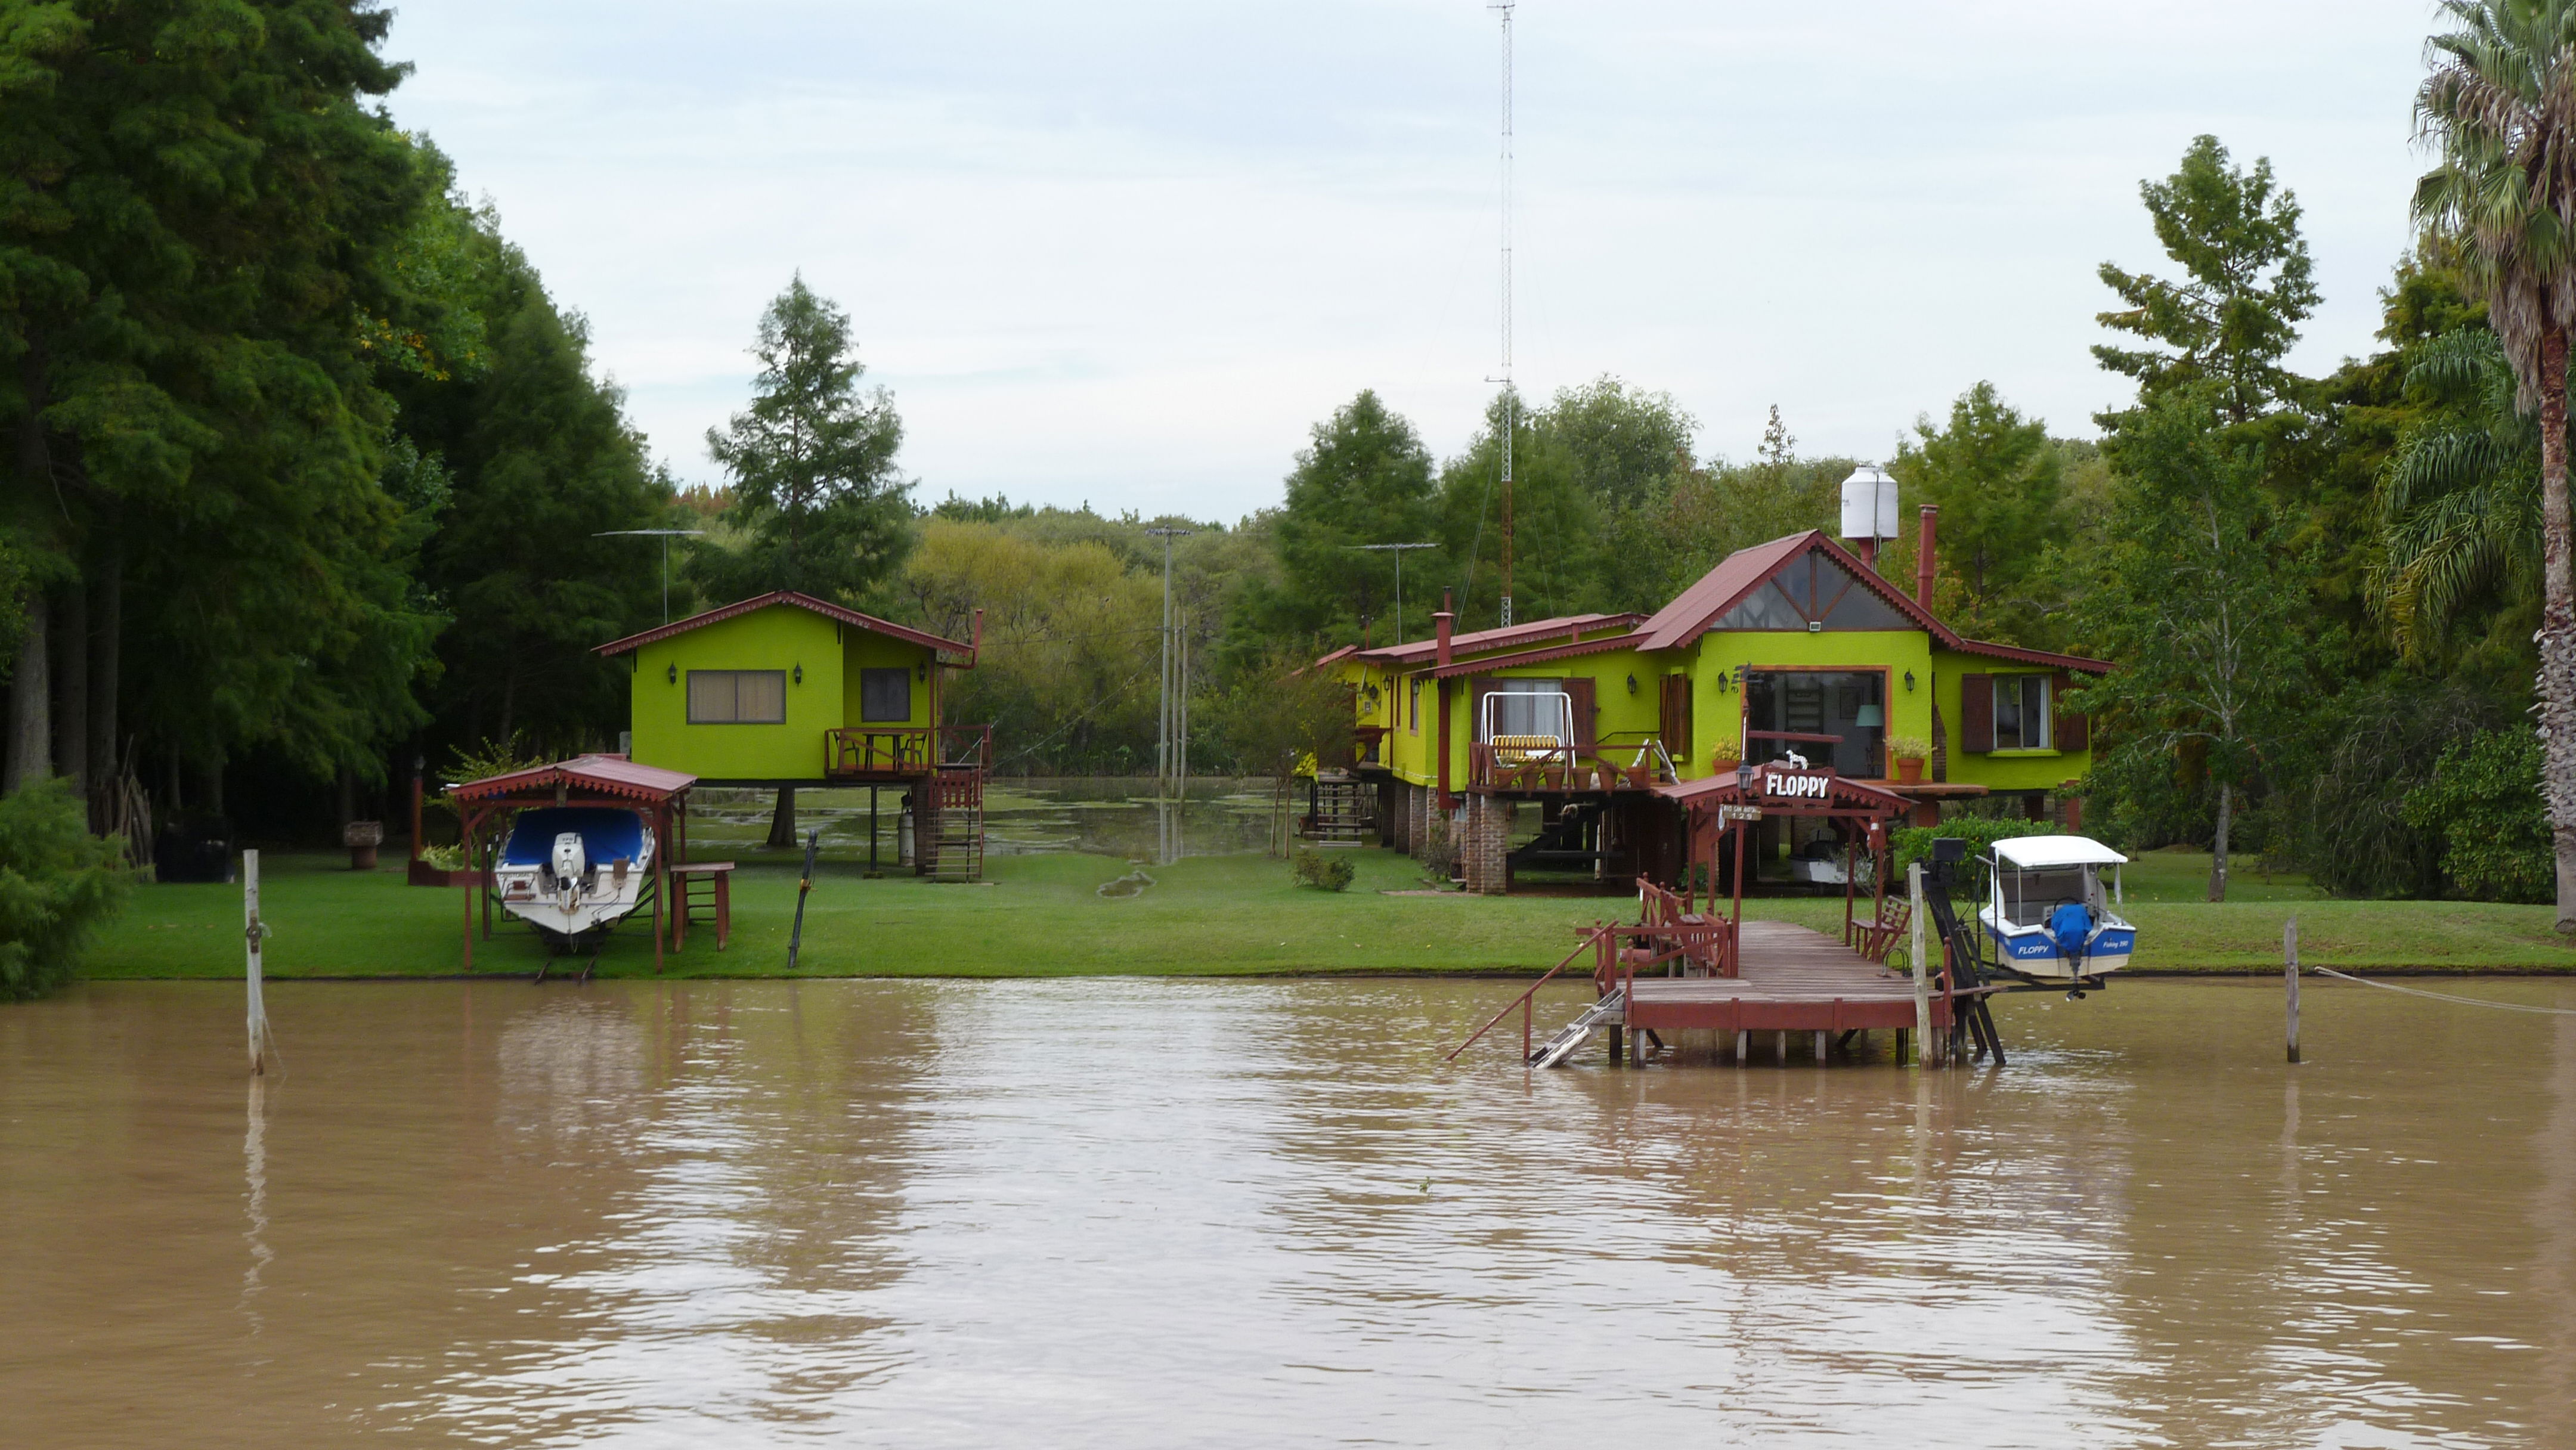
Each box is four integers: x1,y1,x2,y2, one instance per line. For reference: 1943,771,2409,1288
1427,628,1650,679
1634,531,2113,674
594,590,974,661
1346,612,1646,668
450,754,698,805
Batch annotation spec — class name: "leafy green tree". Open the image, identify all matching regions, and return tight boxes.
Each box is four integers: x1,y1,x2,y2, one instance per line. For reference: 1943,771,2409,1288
2404,727,2555,901
2,1,448,815
2095,135,2320,427
1890,382,2066,645
2412,0,2576,927
1263,390,1441,642
2077,388,2312,900
692,277,912,607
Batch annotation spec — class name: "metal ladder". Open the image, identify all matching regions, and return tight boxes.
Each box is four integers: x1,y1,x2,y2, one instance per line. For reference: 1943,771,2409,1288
1528,987,1626,1068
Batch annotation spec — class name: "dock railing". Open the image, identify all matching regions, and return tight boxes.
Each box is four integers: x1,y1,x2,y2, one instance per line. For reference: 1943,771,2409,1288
1447,927,1617,1064
1467,736,1674,792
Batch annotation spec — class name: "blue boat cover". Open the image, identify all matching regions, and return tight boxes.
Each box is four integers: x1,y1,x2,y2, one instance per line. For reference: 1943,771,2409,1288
499,807,647,867
2047,901,2093,959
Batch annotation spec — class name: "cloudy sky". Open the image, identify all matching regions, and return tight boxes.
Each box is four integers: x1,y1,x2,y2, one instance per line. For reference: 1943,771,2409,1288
383,1,2436,521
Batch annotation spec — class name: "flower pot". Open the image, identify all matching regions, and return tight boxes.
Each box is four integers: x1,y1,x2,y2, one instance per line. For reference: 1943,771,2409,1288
1896,758,1925,785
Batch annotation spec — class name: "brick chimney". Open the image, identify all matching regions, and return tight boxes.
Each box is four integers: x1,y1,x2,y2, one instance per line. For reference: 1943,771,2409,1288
1433,590,1455,667
1915,505,1939,607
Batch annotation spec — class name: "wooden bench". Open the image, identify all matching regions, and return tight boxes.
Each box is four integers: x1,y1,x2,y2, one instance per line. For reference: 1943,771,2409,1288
671,862,736,952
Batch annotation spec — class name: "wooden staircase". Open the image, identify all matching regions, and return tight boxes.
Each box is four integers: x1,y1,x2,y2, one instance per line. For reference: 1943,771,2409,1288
925,764,986,883
1302,772,1373,847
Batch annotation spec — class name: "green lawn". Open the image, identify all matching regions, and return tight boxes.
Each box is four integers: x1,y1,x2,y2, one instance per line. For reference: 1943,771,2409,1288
86,845,2576,979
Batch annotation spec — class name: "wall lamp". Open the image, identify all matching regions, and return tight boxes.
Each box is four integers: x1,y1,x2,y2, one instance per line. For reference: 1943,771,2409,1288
666,663,677,684
793,664,804,685
1903,670,1916,692
1626,673,1639,695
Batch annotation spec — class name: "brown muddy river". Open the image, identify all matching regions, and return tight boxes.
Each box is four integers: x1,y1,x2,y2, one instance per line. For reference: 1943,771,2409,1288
4,976,2572,1448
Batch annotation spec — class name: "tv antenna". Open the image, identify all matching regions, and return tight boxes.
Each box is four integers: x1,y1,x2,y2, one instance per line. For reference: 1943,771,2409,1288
594,528,707,623
1489,2,1516,627
1350,543,1440,645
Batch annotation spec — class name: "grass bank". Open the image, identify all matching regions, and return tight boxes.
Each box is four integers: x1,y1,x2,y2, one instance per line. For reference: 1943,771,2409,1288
84,847,2576,980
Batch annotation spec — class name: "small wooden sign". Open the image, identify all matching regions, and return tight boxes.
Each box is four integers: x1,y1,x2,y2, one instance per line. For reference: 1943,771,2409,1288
1717,804,1764,823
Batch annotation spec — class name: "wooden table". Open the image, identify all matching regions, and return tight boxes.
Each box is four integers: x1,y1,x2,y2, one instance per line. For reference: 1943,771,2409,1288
670,862,736,952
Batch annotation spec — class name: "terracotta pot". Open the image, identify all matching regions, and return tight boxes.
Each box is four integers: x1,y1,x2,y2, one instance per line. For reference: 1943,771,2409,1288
1896,757,1925,785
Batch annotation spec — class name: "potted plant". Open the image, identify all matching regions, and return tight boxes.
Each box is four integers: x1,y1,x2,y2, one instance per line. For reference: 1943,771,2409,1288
1885,735,1931,785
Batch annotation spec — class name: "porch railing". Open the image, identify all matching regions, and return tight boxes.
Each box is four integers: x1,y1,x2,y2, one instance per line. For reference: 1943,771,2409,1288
1467,734,1676,792
826,723,993,777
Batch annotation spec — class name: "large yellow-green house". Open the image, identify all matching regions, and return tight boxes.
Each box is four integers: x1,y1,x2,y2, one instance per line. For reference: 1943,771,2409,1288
1323,524,2110,894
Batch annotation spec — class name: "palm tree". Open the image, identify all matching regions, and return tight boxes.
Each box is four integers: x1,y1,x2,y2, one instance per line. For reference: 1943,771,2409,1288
2376,329,2543,659
2414,0,2576,928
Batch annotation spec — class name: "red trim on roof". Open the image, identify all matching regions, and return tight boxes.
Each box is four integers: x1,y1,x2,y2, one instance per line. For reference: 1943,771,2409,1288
1427,630,1649,680
449,754,698,805
594,590,975,662
1945,637,2114,674
1351,612,1646,667
1632,531,2113,674
1309,644,1361,673
1636,531,1948,651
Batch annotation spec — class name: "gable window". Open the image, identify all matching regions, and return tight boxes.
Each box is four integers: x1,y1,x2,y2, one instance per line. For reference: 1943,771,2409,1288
1709,551,1914,631
860,668,912,723
1993,675,2051,749
688,670,787,724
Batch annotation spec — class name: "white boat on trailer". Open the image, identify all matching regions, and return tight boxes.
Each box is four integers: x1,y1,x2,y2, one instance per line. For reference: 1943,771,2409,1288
1978,834,2137,981
492,805,657,947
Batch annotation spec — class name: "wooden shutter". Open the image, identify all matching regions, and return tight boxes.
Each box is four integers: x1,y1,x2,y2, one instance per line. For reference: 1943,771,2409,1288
2053,671,2089,751
1959,673,1995,752
1658,675,1692,760
1561,677,1597,752
1468,676,1496,741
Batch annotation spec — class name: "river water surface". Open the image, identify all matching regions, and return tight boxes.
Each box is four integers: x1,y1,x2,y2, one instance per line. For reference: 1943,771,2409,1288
5,977,2573,1448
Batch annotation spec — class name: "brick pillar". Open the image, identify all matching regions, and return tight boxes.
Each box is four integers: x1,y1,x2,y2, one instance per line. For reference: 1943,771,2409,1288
1462,794,1509,896
1411,783,1432,860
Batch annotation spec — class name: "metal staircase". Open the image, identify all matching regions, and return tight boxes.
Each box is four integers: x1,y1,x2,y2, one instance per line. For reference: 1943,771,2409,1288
925,764,986,883
1528,987,1626,1068
1507,798,1612,876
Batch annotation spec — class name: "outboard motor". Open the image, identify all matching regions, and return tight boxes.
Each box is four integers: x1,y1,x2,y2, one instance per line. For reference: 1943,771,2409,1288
550,831,588,909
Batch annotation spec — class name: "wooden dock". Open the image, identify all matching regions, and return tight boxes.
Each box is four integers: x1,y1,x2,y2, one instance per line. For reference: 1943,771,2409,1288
1618,921,1949,1036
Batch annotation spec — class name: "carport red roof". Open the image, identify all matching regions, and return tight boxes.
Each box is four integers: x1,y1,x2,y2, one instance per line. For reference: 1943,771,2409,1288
448,754,697,805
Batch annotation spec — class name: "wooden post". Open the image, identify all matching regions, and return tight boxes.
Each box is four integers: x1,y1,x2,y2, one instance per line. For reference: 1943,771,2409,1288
1733,1028,1748,1064
1908,861,1930,1067
244,849,269,1075
2285,916,2301,1065
786,828,822,971
1813,1029,1828,1065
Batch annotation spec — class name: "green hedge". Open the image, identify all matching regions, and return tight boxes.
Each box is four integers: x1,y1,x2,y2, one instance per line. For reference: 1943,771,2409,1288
0,779,135,1000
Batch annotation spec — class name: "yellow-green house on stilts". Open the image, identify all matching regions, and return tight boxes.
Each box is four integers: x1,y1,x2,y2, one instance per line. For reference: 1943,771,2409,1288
595,591,988,877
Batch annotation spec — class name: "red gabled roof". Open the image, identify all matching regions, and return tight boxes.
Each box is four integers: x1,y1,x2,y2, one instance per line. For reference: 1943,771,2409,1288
449,754,697,806
595,590,974,662
1634,531,2113,674
1655,768,1909,816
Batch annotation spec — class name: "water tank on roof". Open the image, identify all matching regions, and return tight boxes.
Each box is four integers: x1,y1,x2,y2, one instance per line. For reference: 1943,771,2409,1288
1840,464,1901,541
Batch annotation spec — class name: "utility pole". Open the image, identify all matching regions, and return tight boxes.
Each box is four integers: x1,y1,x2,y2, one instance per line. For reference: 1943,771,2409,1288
1349,543,1439,644
1491,1,1516,628
594,528,708,624
1145,527,1194,797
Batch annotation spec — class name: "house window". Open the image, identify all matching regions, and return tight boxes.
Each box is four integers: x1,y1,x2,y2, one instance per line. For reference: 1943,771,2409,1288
860,668,912,723
1408,677,1422,735
1744,670,1885,776
1994,675,2051,749
688,670,787,724
1481,678,1569,742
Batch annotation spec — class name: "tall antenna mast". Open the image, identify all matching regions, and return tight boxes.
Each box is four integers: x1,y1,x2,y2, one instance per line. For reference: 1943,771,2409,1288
1491,1,1516,628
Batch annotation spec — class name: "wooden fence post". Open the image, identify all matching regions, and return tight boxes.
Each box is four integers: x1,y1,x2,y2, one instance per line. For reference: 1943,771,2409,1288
2285,916,2301,1065
1908,861,1930,1068
244,849,270,1076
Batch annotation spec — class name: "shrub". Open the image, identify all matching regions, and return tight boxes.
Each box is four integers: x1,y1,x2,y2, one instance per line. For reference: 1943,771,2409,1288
0,779,137,1001
2401,730,2552,903
1292,848,1355,892
1888,818,2055,882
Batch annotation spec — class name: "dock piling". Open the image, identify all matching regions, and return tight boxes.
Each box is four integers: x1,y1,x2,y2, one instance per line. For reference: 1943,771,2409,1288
244,850,270,1076
1907,863,1931,1067
2285,917,2301,1065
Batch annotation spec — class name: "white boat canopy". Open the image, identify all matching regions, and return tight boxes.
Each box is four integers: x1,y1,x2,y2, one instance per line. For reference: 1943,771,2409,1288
1992,835,2129,870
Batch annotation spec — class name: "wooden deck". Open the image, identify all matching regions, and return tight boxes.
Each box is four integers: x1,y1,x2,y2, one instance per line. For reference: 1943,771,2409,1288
1615,921,1952,1034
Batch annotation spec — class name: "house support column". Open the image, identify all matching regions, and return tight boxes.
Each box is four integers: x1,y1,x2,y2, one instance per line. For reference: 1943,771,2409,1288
1462,794,1510,896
